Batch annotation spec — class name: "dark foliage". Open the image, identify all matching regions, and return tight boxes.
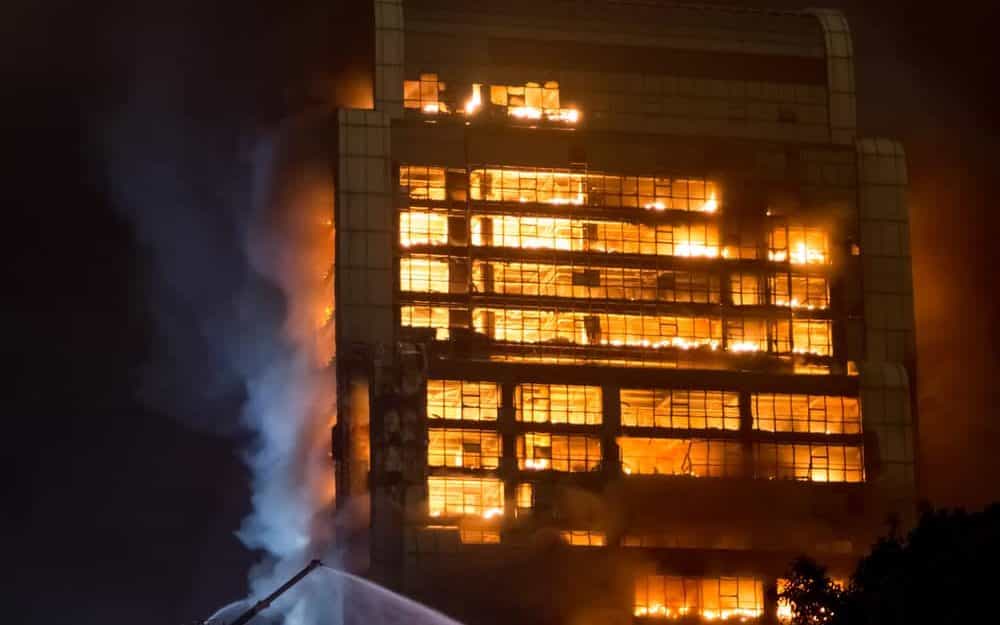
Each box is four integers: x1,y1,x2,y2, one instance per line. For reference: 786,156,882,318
782,504,999,625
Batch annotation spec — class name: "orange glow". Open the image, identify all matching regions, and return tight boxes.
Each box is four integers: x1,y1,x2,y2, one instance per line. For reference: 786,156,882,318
769,225,830,265
427,476,504,519
635,576,763,621
560,530,606,546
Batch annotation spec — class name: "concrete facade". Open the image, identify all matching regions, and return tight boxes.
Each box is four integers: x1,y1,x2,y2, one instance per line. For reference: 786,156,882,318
331,3,917,624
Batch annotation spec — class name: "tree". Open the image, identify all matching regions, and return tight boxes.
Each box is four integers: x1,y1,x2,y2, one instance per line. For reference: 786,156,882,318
778,557,845,625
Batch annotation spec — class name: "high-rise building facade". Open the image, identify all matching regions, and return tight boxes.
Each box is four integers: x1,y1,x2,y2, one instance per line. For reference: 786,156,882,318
332,2,917,624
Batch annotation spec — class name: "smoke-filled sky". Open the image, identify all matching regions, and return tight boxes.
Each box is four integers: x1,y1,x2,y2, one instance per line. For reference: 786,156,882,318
8,1,998,624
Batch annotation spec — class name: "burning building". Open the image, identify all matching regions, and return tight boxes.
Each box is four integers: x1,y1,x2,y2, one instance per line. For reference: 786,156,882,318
330,2,916,624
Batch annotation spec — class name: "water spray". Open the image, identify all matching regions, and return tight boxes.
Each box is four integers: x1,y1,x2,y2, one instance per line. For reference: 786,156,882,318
207,560,324,625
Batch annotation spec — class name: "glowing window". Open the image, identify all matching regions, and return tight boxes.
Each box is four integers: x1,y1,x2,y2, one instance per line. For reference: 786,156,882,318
634,575,763,620
618,437,744,477
472,261,719,304
427,476,504,518
471,214,720,258
469,168,717,212
754,443,864,482
515,383,602,425
791,319,832,356
561,530,606,546
730,273,763,306
752,394,861,434
770,273,830,309
725,318,769,353
400,255,451,293
400,304,453,340
517,433,602,472
426,380,500,422
399,208,449,247
769,225,830,265
474,308,722,350
399,165,446,200
459,529,500,544
403,73,447,113
620,389,740,430
515,483,533,516
428,429,501,469
488,81,578,122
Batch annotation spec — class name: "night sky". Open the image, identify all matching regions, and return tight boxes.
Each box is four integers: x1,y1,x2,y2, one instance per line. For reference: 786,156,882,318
8,1,998,623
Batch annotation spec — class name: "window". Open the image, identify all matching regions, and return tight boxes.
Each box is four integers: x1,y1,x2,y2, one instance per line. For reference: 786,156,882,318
459,529,500,544
515,483,534,516
754,443,864,482
427,476,504,518
399,165,446,200
400,255,451,293
472,261,719,304
516,384,602,425
791,319,832,356
517,433,602,472
469,167,717,212
769,225,830,265
620,389,740,430
561,530,606,546
770,273,830,309
428,429,501,469
634,575,763,620
474,308,722,350
730,273,763,306
426,380,500,422
471,214,720,258
403,73,447,113
399,208,449,247
488,81,579,123
752,394,861,434
726,318,769,353
618,437,744,477
400,304,452,339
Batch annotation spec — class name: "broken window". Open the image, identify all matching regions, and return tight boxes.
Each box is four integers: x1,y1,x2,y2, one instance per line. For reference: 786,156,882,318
399,165,447,200
474,308,723,350
426,380,500,422
427,476,504,519
400,304,456,340
560,530,606,546
754,443,864,482
752,394,861,434
618,437,744,477
470,214,720,258
634,575,763,620
403,73,448,113
427,429,501,469
489,81,579,123
399,208,450,247
471,261,719,304
769,225,830,265
770,272,830,309
620,389,740,430
517,433,602,472
515,383,602,425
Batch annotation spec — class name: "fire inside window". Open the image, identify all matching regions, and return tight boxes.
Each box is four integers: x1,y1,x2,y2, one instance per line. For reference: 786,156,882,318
754,443,864,483
620,389,740,430
427,476,504,519
560,530,607,547
752,393,861,434
517,433,602,472
404,77,580,123
618,438,745,477
634,575,764,620
515,383,603,425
